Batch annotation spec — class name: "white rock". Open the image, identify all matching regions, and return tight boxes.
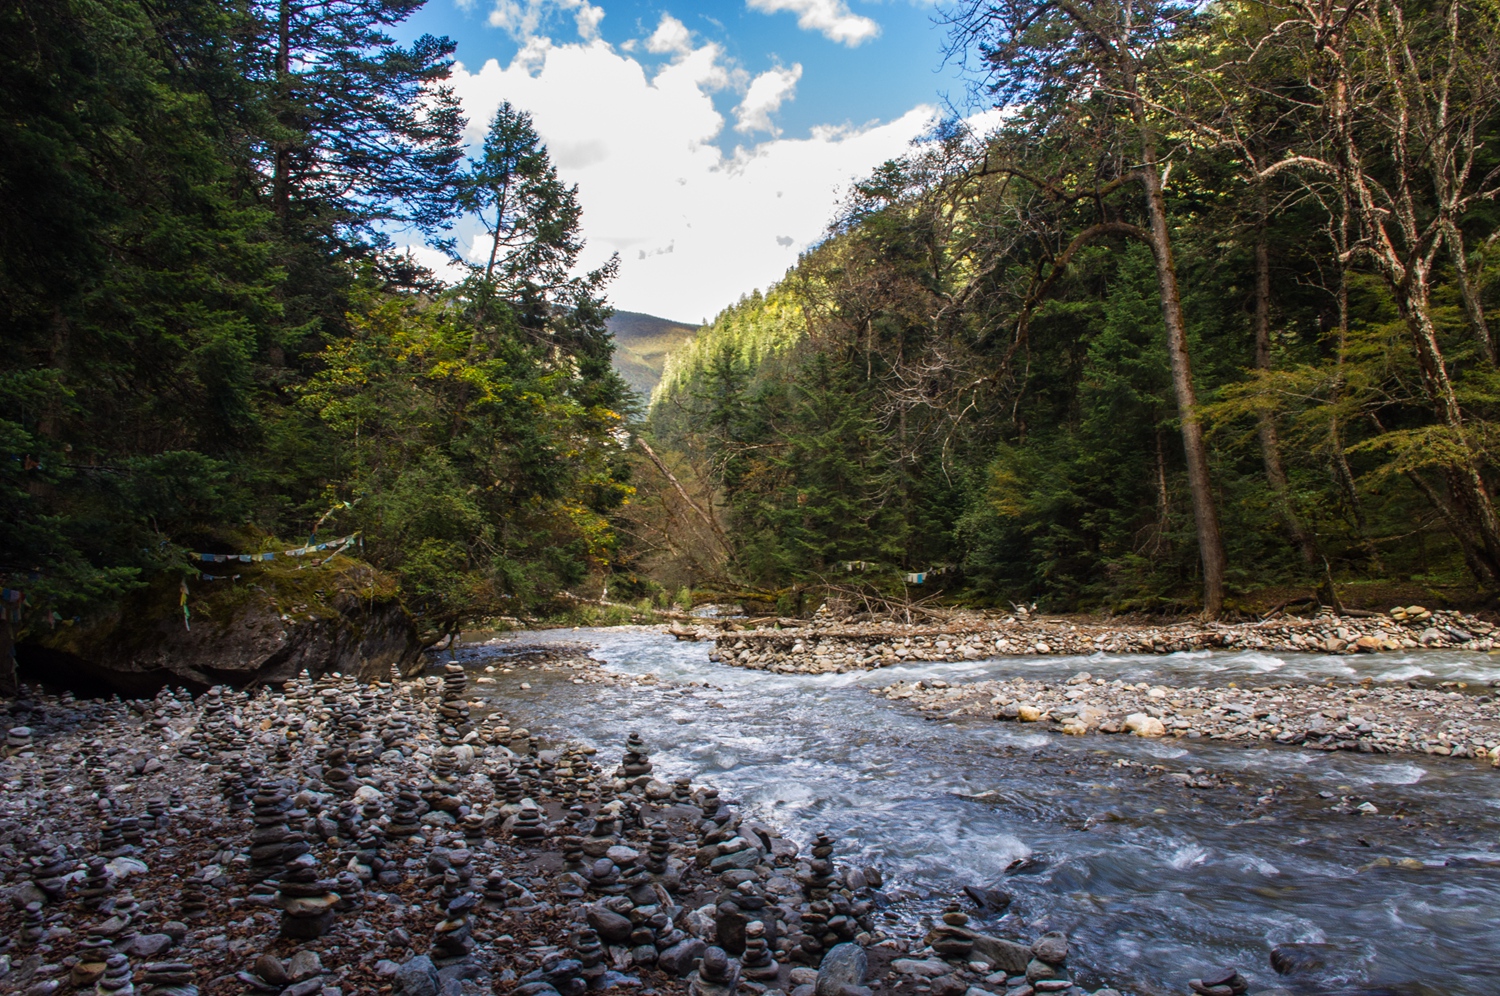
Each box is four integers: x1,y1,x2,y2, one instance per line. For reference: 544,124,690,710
105,856,149,878
1124,713,1166,737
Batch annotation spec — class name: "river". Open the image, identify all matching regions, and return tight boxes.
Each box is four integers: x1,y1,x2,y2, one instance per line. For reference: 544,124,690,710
451,626,1500,996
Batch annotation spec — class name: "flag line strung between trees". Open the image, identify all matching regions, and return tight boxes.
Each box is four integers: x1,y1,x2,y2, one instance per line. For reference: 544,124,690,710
839,562,950,585
189,533,361,563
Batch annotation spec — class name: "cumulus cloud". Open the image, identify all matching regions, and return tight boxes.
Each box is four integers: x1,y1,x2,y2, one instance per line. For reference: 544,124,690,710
745,0,881,46
487,0,604,42
645,13,693,58
734,65,803,136
438,35,936,320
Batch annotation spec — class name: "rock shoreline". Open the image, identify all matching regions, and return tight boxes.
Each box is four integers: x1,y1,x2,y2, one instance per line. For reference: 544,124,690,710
872,671,1500,764
0,646,1139,996
697,607,1498,674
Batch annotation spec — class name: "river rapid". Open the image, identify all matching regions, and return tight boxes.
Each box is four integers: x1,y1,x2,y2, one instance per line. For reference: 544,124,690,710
454,627,1500,996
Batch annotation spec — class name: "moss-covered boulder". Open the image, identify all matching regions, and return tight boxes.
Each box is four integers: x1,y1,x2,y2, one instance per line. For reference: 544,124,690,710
19,555,422,695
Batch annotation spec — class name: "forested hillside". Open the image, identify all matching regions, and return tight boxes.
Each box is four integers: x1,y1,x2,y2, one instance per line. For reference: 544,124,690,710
639,0,1500,616
607,311,699,396
0,0,632,670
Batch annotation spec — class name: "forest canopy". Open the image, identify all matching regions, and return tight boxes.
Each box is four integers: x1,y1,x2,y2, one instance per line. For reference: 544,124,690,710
637,0,1500,617
3,0,1499,653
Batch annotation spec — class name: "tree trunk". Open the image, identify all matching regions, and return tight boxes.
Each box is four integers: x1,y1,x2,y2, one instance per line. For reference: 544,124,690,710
1138,161,1227,617
1396,276,1500,583
272,0,291,220
0,620,16,698
1254,211,1318,565
1443,219,1496,366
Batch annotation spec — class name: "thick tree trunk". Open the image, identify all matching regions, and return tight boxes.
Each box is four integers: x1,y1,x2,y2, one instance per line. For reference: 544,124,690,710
1139,162,1227,617
1253,218,1318,565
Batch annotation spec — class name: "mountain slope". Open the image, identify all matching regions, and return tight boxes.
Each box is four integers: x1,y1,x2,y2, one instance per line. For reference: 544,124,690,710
607,310,700,396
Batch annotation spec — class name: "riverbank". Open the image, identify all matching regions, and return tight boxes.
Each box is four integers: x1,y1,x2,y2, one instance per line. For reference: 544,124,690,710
696,606,1498,673
874,671,1500,763
0,645,1130,996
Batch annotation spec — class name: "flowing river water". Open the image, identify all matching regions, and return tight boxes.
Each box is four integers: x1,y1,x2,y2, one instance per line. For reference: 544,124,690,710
451,627,1500,996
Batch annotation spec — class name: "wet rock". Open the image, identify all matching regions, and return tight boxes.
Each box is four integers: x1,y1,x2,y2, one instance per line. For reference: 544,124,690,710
814,942,866,996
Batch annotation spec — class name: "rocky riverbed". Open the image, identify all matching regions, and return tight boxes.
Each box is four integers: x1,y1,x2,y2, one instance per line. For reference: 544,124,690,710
873,671,1500,762
0,645,1137,996
699,607,1498,674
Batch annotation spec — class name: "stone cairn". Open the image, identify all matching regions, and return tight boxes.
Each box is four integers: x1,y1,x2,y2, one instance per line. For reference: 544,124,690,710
277,844,340,939
0,670,938,996
439,663,470,744
1026,931,1073,992
930,902,975,962
689,945,741,996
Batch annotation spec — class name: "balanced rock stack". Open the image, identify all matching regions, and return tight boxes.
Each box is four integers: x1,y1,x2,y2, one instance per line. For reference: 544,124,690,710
249,780,292,881
277,849,340,939
510,800,547,842
430,894,477,971
440,663,470,744
423,747,465,815
617,732,653,790
322,745,355,796
574,926,608,989
806,831,836,899
1026,931,1072,992
689,945,741,996
5,725,33,757
930,903,975,962
740,921,779,981
387,784,423,838
97,951,136,994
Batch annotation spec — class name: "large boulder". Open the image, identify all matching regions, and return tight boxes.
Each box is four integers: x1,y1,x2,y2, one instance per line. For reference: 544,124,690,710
19,561,421,694
814,943,867,996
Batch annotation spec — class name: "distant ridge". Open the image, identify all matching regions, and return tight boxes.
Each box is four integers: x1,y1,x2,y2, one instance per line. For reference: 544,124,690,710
607,310,700,397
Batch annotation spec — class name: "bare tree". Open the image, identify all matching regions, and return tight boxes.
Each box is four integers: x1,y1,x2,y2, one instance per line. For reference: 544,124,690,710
1212,0,1500,581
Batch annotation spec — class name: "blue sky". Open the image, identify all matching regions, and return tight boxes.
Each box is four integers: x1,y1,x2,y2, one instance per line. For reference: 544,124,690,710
392,0,985,322
398,0,967,152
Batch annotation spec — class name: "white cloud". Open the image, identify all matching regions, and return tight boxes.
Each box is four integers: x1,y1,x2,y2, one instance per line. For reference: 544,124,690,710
487,0,604,41
645,13,693,58
440,36,937,321
745,0,881,46
734,65,803,136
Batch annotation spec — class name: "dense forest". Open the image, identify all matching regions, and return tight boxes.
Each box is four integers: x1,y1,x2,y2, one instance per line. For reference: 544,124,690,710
638,0,1500,617
4,0,1500,660
0,0,634,662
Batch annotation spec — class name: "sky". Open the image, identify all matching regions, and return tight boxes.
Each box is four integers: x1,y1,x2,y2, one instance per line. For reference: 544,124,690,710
393,0,977,323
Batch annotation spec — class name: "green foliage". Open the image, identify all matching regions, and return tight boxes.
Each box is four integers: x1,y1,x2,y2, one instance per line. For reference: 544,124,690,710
0,0,630,645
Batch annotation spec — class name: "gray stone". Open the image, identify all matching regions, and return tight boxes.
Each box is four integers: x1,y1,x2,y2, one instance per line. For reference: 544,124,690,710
1030,932,1067,966
659,938,708,976
587,907,634,944
287,950,324,981
283,980,325,996
511,985,560,996
125,933,174,958
1025,959,1065,983
966,933,1031,975
891,959,948,977
710,848,762,872
394,955,440,996
788,969,819,986
814,943,866,996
